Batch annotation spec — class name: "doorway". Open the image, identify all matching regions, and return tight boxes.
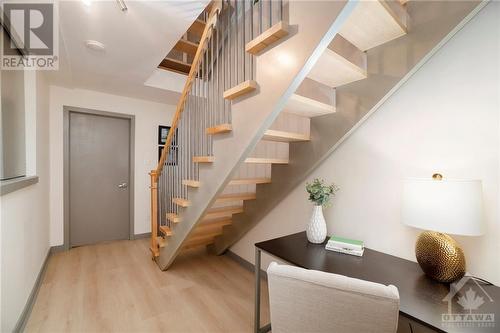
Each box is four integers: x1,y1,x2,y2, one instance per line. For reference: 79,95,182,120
64,107,135,248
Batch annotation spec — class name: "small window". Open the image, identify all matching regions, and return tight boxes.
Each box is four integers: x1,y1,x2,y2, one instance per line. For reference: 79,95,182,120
0,25,26,181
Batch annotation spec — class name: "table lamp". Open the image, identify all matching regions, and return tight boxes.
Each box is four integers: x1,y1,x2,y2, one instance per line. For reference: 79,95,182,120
402,174,484,283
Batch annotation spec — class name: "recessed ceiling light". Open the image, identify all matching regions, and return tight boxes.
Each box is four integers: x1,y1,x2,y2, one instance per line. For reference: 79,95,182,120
84,40,106,52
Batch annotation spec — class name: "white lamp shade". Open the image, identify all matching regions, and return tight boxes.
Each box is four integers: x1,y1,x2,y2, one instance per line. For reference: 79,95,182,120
402,178,484,236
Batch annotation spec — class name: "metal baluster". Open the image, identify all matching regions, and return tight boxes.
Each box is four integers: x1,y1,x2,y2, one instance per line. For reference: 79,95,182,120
280,0,283,21
243,0,246,81
209,36,214,156
250,0,254,81
259,0,263,34
235,0,239,85
269,0,272,29
216,15,220,126
211,34,214,128
204,40,208,156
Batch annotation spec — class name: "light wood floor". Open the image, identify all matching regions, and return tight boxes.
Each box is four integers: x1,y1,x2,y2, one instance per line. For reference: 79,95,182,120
25,238,270,332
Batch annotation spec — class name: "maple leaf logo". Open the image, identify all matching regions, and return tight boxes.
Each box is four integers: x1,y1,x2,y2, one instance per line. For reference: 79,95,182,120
457,288,485,313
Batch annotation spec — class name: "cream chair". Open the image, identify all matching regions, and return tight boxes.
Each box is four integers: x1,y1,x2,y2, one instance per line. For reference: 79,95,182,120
267,262,400,333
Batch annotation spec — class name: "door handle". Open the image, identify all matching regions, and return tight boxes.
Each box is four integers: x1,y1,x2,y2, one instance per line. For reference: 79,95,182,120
118,182,128,189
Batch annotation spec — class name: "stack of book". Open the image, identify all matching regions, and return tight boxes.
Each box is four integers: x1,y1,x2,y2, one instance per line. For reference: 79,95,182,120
325,235,364,257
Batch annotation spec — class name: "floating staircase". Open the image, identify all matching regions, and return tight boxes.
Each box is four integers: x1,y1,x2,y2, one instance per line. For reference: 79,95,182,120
150,0,354,267
210,0,485,254
150,0,483,269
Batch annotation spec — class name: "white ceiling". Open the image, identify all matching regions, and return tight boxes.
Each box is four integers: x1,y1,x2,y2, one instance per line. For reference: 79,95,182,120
47,0,209,104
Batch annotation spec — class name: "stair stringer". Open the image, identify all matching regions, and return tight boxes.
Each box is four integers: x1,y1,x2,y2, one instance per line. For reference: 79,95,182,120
157,0,359,270
212,0,487,255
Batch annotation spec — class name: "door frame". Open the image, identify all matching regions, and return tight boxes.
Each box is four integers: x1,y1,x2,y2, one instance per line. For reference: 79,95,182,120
63,106,135,250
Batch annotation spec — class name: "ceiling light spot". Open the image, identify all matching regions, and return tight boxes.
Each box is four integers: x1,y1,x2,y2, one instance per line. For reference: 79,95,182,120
85,40,106,52
82,0,91,7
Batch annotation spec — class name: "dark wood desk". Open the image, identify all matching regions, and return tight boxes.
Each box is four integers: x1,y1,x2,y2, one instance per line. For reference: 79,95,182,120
254,232,499,333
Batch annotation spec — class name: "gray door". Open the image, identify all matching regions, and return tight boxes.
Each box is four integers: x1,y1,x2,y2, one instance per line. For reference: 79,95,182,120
69,112,130,247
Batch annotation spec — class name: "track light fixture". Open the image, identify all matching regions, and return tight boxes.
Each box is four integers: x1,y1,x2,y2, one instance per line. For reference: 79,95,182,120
116,0,127,12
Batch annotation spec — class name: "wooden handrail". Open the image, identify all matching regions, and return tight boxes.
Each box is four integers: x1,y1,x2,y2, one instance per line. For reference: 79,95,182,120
154,1,222,177
150,1,221,257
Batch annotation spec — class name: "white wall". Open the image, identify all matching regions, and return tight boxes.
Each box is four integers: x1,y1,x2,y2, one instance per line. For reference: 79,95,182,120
1,71,51,332
49,86,175,246
231,3,500,284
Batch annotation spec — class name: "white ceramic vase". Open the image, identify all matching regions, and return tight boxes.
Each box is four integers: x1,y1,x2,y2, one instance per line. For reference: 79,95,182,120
306,205,327,243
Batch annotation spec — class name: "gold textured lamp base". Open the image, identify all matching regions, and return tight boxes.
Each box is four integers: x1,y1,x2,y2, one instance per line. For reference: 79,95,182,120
415,231,466,283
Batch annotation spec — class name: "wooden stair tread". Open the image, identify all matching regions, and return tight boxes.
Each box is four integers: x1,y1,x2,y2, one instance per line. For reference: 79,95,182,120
228,178,272,186
159,225,173,236
188,230,222,242
308,48,366,88
308,34,367,89
158,57,191,75
172,197,190,207
245,157,289,164
284,93,335,117
174,39,199,56
203,206,244,220
206,123,232,135
182,179,201,188
157,236,167,248
193,156,215,163
263,129,310,142
339,0,407,51
188,19,206,37
216,192,256,203
246,21,289,55
182,237,214,250
223,80,258,100
166,213,181,223
198,218,232,229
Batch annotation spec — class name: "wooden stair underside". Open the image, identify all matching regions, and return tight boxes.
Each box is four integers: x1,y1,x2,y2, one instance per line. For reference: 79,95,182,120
159,57,191,75
183,218,233,250
284,93,335,117
228,178,272,186
308,34,367,88
188,19,206,37
245,157,289,164
202,206,244,221
207,123,309,142
216,192,256,203
263,129,310,142
173,39,198,56
306,0,407,88
339,0,407,51
211,0,478,259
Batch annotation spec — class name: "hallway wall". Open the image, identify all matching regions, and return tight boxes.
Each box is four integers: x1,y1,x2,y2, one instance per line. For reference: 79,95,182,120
1,72,51,332
49,86,176,246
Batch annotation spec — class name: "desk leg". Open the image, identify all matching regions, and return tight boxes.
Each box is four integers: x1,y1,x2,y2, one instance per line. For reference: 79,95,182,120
254,247,261,333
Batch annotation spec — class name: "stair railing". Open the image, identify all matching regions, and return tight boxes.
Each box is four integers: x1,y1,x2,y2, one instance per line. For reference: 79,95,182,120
150,0,285,257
